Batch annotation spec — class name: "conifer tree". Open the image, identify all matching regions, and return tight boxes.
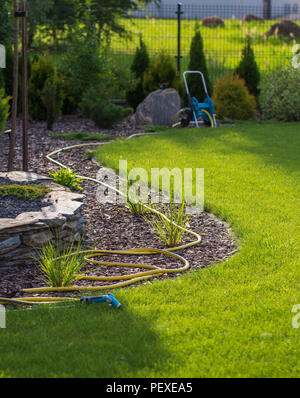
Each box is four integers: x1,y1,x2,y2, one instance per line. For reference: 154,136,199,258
235,36,260,97
187,26,212,101
126,36,150,110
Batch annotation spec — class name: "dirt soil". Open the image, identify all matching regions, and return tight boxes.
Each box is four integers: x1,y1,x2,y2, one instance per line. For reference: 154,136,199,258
0,115,238,298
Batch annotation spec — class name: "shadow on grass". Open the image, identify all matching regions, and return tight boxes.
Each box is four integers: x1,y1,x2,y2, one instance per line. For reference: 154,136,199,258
1,299,169,378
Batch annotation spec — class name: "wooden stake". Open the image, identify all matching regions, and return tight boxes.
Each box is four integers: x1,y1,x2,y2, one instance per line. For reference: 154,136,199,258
21,0,28,172
8,0,19,172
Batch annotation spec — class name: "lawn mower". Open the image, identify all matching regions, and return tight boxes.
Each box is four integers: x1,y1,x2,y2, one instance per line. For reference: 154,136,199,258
171,71,217,128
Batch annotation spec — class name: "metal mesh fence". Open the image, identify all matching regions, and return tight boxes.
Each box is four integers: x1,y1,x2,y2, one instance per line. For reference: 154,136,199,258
108,2,300,85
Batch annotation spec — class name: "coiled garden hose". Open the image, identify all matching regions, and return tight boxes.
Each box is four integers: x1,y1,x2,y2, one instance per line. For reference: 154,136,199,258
1,134,202,306
171,108,215,128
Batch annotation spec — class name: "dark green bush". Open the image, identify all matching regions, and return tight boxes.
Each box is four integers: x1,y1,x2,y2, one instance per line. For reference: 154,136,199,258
0,70,4,91
80,86,132,129
212,74,257,120
61,37,106,107
28,57,63,128
42,78,60,130
131,36,150,81
143,51,181,95
126,36,150,109
126,81,146,111
235,36,260,97
259,67,300,121
187,27,213,101
0,88,9,134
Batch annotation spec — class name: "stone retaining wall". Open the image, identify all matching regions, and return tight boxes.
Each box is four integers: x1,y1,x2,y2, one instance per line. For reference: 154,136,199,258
0,172,85,270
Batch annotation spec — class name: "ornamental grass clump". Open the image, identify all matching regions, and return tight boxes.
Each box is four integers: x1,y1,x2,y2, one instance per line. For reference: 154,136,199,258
36,238,85,288
126,182,150,216
143,199,190,247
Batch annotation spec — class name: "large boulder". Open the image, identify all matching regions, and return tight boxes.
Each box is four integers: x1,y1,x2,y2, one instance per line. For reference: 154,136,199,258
264,20,300,39
132,88,181,126
202,16,225,28
243,14,264,23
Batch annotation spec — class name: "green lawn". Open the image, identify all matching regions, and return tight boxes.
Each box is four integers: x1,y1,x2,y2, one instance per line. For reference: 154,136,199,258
1,121,300,378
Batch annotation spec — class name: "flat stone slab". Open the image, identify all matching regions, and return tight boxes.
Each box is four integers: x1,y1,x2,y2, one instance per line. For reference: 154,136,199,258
0,171,53,184
0,171,85,267
0,172,84,233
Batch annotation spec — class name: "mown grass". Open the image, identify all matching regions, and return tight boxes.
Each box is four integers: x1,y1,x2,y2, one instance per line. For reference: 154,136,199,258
0,121,299,378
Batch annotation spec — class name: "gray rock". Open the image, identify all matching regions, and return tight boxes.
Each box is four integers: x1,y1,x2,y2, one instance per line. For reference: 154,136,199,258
62,218,84,233
133,88,181,126
22,230,53,248
0,246,32,261
42,190,84,204
0,236,21,255
0,219,47,234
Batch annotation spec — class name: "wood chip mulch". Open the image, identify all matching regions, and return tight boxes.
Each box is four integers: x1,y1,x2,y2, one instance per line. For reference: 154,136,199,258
0,115,238,298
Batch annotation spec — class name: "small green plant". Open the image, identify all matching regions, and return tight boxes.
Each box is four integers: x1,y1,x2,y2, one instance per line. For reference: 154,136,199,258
84,149,95,160
0,184,50,200
126,198,146,215
126,182,149,216
143,200,190,247
36,237,85,287
235,36,260,97
49,168,83,191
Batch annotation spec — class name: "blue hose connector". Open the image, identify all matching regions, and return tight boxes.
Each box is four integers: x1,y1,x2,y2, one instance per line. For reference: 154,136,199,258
80,293,122,308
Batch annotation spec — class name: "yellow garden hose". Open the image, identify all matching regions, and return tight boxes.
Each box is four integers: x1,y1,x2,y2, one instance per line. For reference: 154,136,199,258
201,109,215,128
1,135,202,306
171,108,215,128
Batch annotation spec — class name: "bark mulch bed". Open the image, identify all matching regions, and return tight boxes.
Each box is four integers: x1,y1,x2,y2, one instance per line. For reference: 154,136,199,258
0,116,238,298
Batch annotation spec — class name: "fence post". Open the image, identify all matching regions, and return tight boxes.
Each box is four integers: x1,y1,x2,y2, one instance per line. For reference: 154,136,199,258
175,3,183,74
263,0,271,20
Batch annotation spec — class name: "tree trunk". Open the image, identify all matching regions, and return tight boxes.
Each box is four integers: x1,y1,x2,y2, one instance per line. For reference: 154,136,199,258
52,27,57,50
